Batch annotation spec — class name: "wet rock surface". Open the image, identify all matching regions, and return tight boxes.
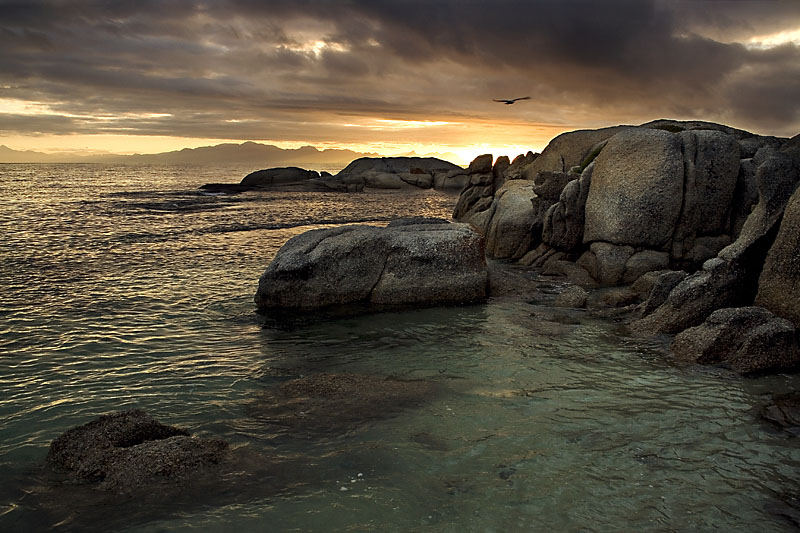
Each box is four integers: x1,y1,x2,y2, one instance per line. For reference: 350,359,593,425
46,410,230,493
670,307,800,374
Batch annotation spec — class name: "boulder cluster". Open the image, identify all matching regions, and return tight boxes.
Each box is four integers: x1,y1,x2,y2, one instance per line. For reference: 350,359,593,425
455,119,800,375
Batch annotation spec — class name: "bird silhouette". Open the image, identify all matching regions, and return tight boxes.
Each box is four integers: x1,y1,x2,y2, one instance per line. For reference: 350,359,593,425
493,96,531,105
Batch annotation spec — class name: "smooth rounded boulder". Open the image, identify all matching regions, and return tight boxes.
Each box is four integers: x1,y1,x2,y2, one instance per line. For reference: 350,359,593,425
255,221,488,312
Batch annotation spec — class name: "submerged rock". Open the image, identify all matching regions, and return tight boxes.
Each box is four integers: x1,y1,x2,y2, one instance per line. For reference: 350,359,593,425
255,222,488,313
255,373,438,435
46,410,230,493
761,392,800,431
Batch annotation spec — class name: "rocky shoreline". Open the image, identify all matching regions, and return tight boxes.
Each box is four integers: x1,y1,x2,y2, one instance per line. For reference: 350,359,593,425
40,118,800,523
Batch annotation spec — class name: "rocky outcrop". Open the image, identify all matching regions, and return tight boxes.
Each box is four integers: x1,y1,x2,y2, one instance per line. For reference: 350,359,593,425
255,221,487,313
334,156,465,191
634,269,689,316
634,136,800,334
671,306,799,374
454,153,523,224
46,410,229,493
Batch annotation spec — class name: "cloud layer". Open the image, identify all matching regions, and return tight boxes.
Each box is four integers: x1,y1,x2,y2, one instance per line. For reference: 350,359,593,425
1,0,799,152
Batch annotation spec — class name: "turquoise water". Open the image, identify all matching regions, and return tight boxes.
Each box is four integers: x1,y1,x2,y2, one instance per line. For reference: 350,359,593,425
1,164,799,531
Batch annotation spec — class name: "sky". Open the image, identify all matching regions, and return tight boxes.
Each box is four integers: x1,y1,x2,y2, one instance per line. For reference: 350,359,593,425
1,0,799,164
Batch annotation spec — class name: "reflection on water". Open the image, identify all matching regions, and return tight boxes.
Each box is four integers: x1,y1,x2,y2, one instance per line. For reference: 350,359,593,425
1,164,799,531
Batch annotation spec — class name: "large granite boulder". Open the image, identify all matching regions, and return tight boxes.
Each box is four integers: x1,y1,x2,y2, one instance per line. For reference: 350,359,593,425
756,171,800,325
670,130,740,259
584,128,684,248
635,140,800,334
46,410,229,493
671,306,799,374
583,128,740,254
255,221,488,312
335,157,464,191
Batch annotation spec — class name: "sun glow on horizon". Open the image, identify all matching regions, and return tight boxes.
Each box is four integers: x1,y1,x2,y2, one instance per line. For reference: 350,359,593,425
745,27,800,49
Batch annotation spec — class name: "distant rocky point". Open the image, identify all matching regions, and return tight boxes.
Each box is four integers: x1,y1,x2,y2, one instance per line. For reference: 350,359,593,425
201,156,484,193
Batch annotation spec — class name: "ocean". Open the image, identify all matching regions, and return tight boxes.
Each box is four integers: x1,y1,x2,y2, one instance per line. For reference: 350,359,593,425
1,163,799,531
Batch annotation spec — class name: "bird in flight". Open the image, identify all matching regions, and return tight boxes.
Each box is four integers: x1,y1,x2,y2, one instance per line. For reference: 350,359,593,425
493,96,531,105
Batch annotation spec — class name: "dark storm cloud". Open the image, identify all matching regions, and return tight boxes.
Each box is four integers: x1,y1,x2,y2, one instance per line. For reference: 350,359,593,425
1,0,799,142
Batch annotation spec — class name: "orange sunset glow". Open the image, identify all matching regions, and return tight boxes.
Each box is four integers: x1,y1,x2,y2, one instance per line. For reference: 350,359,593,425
2,2,799,165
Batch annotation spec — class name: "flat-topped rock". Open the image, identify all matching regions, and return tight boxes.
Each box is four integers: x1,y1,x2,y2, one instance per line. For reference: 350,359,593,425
255,221,488,313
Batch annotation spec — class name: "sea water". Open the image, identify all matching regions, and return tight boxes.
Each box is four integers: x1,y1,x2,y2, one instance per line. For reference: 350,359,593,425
1,163,799,531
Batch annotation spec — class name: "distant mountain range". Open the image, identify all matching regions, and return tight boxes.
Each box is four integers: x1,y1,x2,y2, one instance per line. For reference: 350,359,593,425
0,142,386,167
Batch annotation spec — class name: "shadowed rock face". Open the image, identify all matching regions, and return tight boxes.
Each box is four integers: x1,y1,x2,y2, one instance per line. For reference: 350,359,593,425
757,182,800,324
46,410,230,493
255,221,488,313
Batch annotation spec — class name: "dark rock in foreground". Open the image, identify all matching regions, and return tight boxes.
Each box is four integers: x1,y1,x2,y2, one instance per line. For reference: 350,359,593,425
46,410,229,493
255,220,488,313
670,306,800,374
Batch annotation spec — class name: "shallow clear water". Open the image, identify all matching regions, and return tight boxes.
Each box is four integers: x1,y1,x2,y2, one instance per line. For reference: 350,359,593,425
1,163,799,531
